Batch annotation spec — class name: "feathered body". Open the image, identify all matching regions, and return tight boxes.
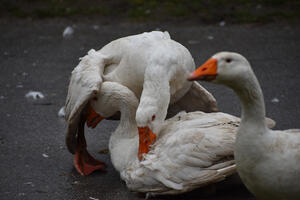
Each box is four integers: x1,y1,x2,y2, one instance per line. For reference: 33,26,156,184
91,82,238,196
122,111,239,195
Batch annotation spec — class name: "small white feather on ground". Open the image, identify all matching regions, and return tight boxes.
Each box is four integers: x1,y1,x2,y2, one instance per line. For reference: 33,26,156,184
25,91,44,100
207,35,214,40
42,153,49,158
58,106,65,118
63,26,74,38
271,97,280,103
89,197,99,200
219,21,226,26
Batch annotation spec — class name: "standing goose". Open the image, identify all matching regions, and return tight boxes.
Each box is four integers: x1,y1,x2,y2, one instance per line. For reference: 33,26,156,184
65,31,217,175
188,52,300,200
91,81,239,196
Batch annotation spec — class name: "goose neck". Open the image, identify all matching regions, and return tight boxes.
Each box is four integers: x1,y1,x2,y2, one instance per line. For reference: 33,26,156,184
232,71,267,129
114,94,138,138
109,95,139,172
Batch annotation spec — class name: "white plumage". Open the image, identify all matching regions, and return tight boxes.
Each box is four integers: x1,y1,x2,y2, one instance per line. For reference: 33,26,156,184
91,81,239,195
64,31,217,154
189,52,300,200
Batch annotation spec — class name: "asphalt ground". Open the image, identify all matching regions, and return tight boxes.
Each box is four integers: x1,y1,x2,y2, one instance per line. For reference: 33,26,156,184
0,19,299,200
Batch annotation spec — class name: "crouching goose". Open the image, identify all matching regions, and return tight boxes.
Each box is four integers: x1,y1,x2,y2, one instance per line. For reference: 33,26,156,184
91,81,238,196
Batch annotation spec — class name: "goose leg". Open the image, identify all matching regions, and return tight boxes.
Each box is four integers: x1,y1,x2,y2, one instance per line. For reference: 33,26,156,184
137,127,157,161
74,106,106,176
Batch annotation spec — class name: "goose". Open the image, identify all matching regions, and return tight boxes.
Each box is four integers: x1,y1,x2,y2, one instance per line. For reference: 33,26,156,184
91,81,238,196
89,81,274,195
64,31,218,175
188,52,300,200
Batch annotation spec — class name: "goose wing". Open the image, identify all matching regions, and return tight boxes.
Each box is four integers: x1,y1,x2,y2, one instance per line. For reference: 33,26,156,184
123,112,239,195
65,49,110,153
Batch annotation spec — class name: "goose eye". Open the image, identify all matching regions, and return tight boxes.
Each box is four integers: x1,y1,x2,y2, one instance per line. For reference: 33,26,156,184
151,115,156,121
225,58,232,63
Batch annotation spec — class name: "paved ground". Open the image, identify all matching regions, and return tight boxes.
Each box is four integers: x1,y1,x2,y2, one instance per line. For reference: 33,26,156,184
0,19,299,200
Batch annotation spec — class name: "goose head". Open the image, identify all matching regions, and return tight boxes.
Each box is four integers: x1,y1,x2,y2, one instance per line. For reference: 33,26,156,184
187,52,253,87
90,82,138,119
135,102,165,133
135,100,165,161
91,82,158,161
86,83,122,129
90,93,118,119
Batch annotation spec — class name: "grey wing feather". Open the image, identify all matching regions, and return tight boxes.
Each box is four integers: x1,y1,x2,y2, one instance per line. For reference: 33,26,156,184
65,49,110,153
168,81,218,118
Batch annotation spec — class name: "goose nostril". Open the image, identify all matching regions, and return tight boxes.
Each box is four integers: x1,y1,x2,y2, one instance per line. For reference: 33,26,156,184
202,67,207,71
152,115,156,121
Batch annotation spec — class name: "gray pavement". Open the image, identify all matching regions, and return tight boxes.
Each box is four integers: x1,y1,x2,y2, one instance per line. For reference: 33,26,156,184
0,19,300,200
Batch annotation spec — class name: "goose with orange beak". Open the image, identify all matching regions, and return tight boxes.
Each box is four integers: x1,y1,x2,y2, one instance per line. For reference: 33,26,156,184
90,81,238,195
65,31,218,176
188,52,300,200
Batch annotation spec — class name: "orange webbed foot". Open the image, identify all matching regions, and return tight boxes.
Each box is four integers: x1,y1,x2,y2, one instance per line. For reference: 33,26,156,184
74,145,107,176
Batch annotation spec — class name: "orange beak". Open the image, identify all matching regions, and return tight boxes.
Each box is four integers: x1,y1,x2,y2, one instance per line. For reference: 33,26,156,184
87,105,104,128
187,58,218,81
137,126,156,161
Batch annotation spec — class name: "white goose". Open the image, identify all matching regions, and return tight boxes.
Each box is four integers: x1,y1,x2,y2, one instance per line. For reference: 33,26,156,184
188,52,300,200
91,81,239,196
64,31,217,175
